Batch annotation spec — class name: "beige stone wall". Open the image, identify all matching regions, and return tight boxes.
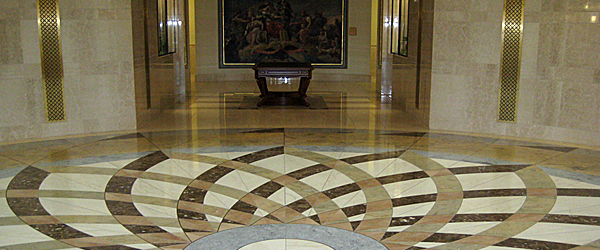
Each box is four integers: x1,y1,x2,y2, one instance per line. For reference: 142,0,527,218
0,0,137,143
429,0,504,135
194,0,373,82
430,0,600,146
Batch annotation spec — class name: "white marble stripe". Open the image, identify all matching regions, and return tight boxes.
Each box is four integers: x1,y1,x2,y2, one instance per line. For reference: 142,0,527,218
513,222,600,245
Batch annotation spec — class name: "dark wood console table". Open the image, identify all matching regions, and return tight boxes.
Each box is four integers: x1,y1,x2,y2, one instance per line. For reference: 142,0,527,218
253,62,314,107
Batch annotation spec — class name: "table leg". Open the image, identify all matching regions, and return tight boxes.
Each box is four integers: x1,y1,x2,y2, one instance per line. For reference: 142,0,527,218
298,77,310,98
257,77,268,97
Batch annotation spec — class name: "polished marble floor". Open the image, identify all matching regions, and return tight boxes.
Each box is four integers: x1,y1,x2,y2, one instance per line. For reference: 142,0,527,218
1,84,600,250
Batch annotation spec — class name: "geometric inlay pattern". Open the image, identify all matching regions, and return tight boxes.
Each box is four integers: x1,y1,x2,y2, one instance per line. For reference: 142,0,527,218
498,0,525,122
38,0,66,122
1,128,600,250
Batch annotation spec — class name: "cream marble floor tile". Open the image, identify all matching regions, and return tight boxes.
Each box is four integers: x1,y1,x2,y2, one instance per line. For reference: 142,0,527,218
255,208,270,217
78,161,122,169
412,242,447,248
392,202,436,217
107,158,144,169
205,191,239,210
550,196,600,216
66,223,133,237
354,158,421,178
0,176,13,190
0,141,77,165
320,169,355,191
239,239,334,250
0,225,54,246
193,152,234,160
134,203,177,218
331,190,366,209
458,197,527,214
206,214,224,223
386,225,411,232
123,243,159,249
470,144,564,165
39,197,111,216
0,198,15,217
216,170,270,193
437,222,503,235
160,226,185,234
312,151,371,160
249,155,287,174
227,151,261,160
430,158,489,168
513,223,600,245
304,208,319,218
311,151,345,159
383,178,437,199
147,159,213,179
268,187,303,206
456,173,526,191
131,179,187,200
78,138,159,156
480,246,524,250
0,155,26,171
300,170,335,191
550,176,600,189
284,154,320,174
347,213,365,222
39,173,112,192
285,239,335,250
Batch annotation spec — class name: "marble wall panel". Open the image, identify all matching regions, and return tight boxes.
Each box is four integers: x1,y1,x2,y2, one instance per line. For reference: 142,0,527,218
431,0,600,147
0,0,137,143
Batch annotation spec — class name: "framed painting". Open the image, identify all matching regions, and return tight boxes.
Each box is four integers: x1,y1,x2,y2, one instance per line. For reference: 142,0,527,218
219,0,348,68
390,0,408,57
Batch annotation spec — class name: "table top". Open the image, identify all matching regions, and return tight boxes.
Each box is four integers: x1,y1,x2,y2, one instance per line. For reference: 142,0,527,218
253,62,313,70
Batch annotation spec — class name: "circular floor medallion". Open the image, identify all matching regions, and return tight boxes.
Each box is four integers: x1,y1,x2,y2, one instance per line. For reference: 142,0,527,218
184,224,388,250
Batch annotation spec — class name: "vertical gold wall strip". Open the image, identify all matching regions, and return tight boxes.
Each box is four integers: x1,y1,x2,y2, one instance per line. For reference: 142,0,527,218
498,0,525,122
38,0,66,122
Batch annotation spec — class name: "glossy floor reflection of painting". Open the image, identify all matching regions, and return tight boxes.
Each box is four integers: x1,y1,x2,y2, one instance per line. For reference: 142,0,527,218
1,84,600,250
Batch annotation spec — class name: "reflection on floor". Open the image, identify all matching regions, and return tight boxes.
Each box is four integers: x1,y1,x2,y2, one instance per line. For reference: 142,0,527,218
1,85,600,250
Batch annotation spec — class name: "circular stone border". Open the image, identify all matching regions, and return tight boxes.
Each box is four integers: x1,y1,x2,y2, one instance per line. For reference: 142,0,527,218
184,224,388,250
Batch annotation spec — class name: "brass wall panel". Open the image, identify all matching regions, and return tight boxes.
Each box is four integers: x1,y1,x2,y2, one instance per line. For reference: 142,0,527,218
498,0,524,122
38,0,66,122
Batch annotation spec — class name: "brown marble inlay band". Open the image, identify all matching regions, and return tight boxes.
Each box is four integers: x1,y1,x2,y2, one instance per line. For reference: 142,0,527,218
340,150,405,164
389,216,424,227
381,152,463,246
376,171,429,185
557,188,600,197
495,238,579,250
233,146,284,164
391,194,438,207
103,153,189,247
442,166,557,249
83,246,139,250
195,165,235,183
541,214,600,226
423,233,470,243
450,213,513,223
250,181,284,198
5,164,97,244
322,183,361,199
122,151,168,171
7,166,50,190
448,164,531,175
287,164,331,180
463,189,527,199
